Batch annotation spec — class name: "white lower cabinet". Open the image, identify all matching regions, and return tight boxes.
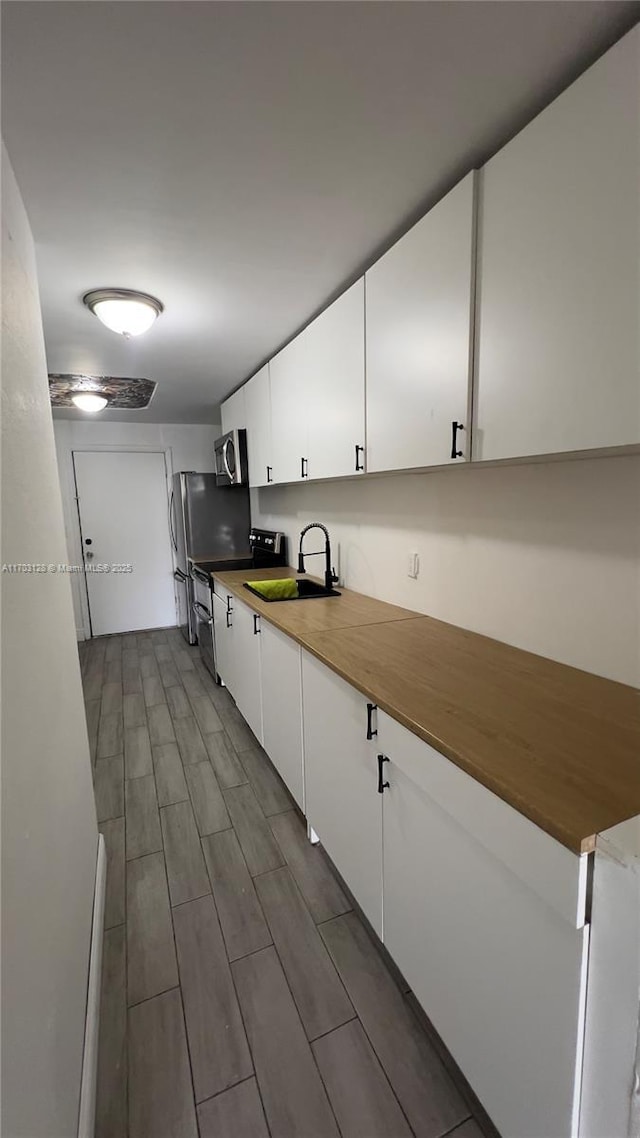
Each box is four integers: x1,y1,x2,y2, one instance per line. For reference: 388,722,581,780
378,710,588,1138
211,584,235,693
230,597,263,744
214,592,304,804
261,621,304,808
213,598,633,1136
301,650,382,936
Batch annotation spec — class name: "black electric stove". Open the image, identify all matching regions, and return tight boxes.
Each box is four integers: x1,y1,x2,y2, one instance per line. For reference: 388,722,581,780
190,530,287,681
190,528,287,578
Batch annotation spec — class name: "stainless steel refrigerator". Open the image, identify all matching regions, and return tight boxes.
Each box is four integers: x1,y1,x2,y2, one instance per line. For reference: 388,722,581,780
170,472,251,644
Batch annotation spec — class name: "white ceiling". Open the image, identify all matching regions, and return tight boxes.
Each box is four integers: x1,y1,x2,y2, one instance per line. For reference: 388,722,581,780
3,0,639,424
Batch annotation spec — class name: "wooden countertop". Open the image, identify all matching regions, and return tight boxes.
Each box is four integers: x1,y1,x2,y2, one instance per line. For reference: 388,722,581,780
303,618,640,853
211,566,416,638
212,568,640,854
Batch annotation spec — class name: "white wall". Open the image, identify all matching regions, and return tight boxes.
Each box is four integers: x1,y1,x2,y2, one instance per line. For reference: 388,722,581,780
54,420,220,637
252,453,640,687
1,148,99,1137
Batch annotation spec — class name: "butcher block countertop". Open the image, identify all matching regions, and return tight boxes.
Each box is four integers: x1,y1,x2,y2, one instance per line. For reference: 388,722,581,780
211,566,416,638
211,567,640,854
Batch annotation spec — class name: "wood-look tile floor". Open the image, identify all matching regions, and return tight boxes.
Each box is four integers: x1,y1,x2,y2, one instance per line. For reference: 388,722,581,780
80,627,489,1138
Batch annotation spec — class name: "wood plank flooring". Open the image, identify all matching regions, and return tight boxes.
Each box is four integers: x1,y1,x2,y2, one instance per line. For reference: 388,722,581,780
80,628,491,1138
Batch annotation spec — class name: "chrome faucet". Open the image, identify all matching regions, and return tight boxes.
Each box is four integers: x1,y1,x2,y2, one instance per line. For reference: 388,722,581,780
297,523,338,592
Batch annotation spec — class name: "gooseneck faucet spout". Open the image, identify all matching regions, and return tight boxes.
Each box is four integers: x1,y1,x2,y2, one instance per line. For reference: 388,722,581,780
297,522,338,592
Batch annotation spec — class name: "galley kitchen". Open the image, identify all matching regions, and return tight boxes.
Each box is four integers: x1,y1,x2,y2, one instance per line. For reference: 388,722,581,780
2,5,640,1138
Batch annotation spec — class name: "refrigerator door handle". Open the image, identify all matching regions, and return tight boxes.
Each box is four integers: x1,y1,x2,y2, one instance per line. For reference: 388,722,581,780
169,489,178,552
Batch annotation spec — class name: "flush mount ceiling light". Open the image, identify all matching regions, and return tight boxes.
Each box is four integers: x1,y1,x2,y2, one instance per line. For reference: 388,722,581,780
82,288,164,338
71,392,109,413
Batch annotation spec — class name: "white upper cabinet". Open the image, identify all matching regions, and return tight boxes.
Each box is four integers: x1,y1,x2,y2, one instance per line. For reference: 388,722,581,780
305,280,366,480
220,386,246,435
474,26,640,461
366,172,476,473
244,365,273,487
269,280,366,484
270,331,310,485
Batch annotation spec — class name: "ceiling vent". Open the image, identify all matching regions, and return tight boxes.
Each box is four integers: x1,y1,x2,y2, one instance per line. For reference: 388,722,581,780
48,374,157,410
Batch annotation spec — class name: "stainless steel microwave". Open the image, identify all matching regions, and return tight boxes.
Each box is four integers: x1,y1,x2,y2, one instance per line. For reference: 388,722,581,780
214,429,248,487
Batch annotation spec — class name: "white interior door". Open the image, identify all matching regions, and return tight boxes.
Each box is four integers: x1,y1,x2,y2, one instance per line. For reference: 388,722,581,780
73,450,175,636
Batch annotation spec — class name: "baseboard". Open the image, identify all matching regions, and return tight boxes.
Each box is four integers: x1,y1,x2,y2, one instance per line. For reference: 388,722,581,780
77,833,106,1138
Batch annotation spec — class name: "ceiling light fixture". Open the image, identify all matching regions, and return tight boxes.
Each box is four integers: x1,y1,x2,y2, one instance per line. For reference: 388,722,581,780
82,288,164,338
71,392,109,413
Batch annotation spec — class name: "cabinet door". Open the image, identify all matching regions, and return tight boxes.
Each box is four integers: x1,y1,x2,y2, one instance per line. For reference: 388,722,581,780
212,585,235,693
261,621,304,807
475,26,640,460
220,387,246,435
302,650,382,935
231,598,263,744
269,334,309,485
366,172,475,473
379,711,587,1138
245,366,272,488
305,281,366,480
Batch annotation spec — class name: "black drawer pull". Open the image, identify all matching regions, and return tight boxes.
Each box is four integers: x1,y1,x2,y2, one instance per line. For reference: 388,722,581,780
451,421,464,459
267,465,273,483
366,702,378,740
377,754,390,794
301,457,309,479
225,610,232,628
355,444,365,472
253,613,261,635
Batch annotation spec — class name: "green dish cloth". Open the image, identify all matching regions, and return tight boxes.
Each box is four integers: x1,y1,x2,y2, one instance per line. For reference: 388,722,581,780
248,579,299,600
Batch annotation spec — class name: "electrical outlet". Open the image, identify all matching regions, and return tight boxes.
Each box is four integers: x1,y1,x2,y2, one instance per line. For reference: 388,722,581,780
407,552,419,579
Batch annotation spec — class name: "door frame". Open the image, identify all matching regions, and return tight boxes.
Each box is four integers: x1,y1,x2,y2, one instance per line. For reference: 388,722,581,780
69,445,176,639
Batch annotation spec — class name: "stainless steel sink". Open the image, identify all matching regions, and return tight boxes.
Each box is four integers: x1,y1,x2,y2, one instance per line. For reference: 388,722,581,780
243,579,341,603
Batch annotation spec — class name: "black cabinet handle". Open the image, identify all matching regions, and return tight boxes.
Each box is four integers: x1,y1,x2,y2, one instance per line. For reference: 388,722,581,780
266,465,273,483
377,754,390,794
355,445,365,472
366,702,378,740
253,613,261,635
301,457,308,479
451,421,464,459
225,610,232,628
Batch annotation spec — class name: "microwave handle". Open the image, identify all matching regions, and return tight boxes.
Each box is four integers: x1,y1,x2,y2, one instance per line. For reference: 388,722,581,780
223,437,235,483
